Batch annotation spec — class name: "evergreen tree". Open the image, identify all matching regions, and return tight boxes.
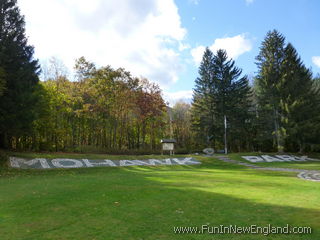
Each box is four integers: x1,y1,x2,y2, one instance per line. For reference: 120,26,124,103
255,30,286,152
282,44,320,151
255,29,320,152
314,74,320,91
191,48,215,145
0,67,5,96
212,49,252,151
0,0,40,148
191,48,252,151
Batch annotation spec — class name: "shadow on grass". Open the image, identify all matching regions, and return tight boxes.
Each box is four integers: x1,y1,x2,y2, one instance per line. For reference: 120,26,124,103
1,161,320,240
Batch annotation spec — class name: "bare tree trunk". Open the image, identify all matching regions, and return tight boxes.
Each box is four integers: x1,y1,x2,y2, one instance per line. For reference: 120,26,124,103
273,107,283,153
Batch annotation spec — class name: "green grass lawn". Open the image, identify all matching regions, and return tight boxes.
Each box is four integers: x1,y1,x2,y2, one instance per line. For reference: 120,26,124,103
0,152,320,240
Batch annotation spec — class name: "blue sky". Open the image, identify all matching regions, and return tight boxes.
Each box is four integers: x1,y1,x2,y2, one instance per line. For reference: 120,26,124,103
19,0,320,105
173,0,320,95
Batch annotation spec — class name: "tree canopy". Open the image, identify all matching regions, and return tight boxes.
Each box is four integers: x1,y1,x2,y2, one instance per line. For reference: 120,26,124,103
0,0,40,148
255,30,320,152
191,48,252,151
0,1,319,153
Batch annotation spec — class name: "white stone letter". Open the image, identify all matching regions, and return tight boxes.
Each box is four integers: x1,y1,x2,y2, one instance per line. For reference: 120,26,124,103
119,160,138,166
9,157,50,169
261,155,283,162
242,156,264,162
172,157,200,165
148,159,172,165
52,159,83,168
275,155,294,162
83,159,116,167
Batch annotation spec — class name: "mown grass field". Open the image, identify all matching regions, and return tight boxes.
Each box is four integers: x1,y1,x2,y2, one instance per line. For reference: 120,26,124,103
0,151,320,240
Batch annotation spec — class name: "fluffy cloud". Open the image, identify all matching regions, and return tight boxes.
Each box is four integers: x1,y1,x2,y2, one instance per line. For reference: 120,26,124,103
163,90,193,106
312,56,320,68
18,0,187,87
190,34,253,66
190,46,206,66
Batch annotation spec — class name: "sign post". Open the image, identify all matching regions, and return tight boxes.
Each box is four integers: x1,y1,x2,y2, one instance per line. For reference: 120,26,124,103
161,139,176,155
224,115,228,154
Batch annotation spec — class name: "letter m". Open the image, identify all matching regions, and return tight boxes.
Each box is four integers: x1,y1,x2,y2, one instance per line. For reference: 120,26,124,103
10,157,50,169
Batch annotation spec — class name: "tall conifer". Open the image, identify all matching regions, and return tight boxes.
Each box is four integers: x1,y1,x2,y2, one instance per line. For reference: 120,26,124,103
255,30,286,151
0,0,40,148
191,48,251,150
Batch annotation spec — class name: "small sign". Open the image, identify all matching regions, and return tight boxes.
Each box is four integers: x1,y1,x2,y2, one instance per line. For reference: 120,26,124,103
160,139,176,155
163,143,174,151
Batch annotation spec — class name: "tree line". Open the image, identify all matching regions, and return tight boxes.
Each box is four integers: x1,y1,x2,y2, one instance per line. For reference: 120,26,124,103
0,0,168,152
0,0,319,153
191,30,320,152
33,58,167,153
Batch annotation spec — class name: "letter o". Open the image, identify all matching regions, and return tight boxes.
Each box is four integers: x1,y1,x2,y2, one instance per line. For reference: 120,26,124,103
52,159,83,168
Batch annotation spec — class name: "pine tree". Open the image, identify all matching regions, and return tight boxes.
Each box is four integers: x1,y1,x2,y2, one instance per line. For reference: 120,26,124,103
0,0,40,148
191,47,215,145
191,48,252,150
281,44,320,151
212,49,252,151
255,30,286,152
255,29,320,152
314,74,320,91
0,67,5,96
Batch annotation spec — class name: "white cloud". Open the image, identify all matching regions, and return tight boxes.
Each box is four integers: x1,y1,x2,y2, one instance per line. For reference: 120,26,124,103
19,0,187,87
178,42,191,51
312,56,320,68
190,46,206,66
163,90,193,106
190,34,253,66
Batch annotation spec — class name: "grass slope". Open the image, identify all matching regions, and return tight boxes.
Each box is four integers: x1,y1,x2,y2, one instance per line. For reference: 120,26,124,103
0,152,320,240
